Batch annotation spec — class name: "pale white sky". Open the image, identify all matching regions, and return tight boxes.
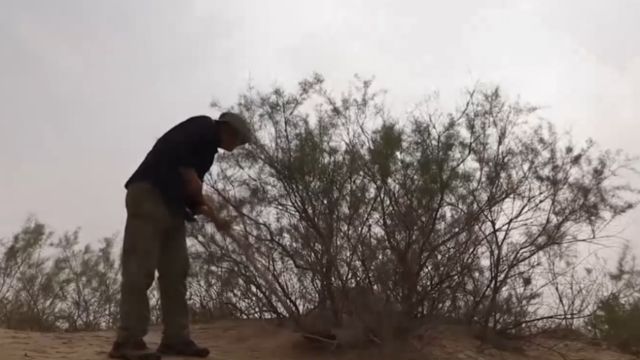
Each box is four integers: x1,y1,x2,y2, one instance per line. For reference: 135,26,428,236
1,0,639,255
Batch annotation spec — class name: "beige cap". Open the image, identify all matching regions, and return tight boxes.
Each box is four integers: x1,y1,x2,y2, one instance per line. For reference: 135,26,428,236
218,112,253,144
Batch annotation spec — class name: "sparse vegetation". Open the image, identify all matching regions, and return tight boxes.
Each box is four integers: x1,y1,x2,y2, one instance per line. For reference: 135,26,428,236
1,74,638,356
0,218,120,331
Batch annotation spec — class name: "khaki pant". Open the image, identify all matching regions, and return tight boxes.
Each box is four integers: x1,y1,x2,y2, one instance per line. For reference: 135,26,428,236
116,182,190,343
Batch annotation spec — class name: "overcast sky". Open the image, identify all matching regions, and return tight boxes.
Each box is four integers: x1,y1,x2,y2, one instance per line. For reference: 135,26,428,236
1,0,639,255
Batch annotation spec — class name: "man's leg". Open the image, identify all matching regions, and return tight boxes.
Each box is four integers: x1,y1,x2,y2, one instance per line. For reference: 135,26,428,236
115,212,160,343
111,183,168,359
157,217,210,357
158,217,190,342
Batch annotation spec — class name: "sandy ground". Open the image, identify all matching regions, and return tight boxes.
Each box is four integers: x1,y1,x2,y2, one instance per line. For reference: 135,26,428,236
0,320,636,360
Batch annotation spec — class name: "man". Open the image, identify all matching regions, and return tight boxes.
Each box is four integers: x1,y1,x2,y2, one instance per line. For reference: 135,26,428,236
109,112,252,360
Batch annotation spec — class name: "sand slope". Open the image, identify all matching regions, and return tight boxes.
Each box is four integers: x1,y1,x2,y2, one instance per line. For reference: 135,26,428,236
0,320,636,360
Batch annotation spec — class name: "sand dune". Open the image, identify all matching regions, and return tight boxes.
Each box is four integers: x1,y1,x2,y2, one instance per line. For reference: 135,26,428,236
0,320,636,360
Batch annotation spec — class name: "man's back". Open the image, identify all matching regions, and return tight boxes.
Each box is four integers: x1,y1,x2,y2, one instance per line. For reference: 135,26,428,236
125,115,220,215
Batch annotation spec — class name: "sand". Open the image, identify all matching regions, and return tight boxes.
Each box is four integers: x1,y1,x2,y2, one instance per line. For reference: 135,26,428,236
0,320,636,360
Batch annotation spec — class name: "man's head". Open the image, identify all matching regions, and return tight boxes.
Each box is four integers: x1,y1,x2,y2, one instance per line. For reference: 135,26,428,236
216,112,253,151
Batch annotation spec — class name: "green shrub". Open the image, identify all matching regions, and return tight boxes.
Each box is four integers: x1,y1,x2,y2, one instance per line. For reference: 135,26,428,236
590,294,640,355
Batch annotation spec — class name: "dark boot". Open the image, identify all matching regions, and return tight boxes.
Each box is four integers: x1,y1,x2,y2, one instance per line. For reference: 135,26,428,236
157,339,210,358
108,339,161,360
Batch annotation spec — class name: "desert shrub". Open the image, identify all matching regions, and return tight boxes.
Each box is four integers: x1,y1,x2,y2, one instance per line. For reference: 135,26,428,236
590,295,640,355
588,244,640,355
0,218,120,331
191,73,638,342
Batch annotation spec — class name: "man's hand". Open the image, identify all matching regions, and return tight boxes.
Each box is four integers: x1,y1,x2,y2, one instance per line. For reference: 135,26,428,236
195,203,232,233
179,168,233,232
213,216,232,233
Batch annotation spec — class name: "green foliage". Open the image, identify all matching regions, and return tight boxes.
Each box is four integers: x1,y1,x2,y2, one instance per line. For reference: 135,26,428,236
590,295,640,355
369,123,402,181
587,244,640,355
